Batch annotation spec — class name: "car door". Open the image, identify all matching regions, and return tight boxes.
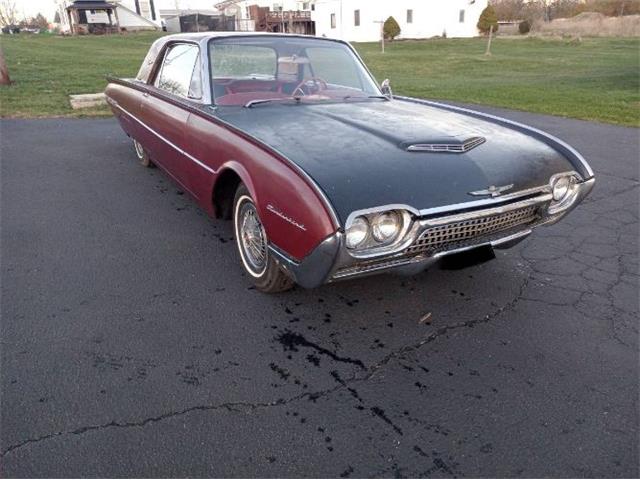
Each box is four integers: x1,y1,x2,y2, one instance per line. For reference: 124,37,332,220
142,42,202,196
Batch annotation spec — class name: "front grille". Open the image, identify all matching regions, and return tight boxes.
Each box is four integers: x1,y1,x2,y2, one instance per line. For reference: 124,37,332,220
331,203,541,281
406,205,539,256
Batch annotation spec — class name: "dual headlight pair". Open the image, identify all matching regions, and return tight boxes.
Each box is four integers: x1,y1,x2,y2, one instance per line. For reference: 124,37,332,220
345,210,409,251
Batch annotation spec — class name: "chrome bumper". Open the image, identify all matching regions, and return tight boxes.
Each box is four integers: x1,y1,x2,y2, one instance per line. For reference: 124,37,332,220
270,178,594,288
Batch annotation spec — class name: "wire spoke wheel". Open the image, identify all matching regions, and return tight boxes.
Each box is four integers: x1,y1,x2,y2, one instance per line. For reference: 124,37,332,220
233,185,294,292
238,199,268,275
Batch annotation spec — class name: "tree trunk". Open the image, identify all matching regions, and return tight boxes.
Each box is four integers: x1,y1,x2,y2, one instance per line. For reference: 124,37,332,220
0,47,11,86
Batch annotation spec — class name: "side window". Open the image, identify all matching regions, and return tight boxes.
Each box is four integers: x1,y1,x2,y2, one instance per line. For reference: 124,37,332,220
156,44,200,98
189,57,202,99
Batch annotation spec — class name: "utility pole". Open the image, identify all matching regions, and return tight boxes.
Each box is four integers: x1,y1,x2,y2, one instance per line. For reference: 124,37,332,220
485,24,493,56
374,20,384,53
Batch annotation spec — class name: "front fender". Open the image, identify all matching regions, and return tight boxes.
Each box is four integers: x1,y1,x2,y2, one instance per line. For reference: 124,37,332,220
187,112,337,261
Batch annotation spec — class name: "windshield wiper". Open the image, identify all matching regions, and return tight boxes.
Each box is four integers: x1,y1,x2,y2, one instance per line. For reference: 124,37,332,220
342,95,390,101
244,98,299,108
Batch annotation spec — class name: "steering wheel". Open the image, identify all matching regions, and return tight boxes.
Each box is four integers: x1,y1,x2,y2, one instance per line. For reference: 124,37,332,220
293,77,329,97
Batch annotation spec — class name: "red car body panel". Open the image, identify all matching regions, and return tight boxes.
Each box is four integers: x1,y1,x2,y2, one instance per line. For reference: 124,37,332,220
105,81,337,261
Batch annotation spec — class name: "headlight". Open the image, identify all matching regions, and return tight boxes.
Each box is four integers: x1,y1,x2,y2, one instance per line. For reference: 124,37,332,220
345,216,369,249
549,172,580,214
371,211,401,243
552,176,572,201
345,209,412,254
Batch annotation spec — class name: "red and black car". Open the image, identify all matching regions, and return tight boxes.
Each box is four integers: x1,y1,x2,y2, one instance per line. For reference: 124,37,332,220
105,32,595,293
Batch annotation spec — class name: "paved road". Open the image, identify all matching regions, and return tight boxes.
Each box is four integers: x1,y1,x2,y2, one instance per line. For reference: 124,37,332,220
1,106,638,477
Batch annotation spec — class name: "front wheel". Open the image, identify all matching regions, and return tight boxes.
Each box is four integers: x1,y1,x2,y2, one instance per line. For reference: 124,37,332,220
233,184,294,293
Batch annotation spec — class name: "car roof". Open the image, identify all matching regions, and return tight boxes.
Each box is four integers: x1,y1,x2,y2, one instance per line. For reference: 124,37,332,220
156,31,346,45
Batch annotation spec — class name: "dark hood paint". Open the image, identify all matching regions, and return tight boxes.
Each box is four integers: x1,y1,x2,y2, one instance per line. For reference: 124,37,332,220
216,99,574,225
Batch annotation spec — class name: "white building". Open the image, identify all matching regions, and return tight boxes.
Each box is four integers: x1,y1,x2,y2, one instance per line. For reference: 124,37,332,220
216,1,315,19
215,0,316,33
55,0,160,32
55,0,227,32
312,0,488,42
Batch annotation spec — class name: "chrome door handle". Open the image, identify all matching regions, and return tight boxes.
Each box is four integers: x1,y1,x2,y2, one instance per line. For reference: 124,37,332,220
142,92,149,98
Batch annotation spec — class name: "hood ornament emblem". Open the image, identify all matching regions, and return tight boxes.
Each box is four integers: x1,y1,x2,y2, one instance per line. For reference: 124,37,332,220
468,184,514,198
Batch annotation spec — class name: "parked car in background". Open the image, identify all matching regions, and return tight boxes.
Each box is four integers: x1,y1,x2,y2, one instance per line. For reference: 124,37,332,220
105,32,595,292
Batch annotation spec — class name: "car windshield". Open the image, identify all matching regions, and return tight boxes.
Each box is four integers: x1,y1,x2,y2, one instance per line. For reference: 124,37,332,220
208,36,382,107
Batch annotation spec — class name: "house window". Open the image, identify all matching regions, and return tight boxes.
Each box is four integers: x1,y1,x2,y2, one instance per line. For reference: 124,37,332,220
407,9,413,24
330,13,336,28
459,9,465,23
354,9,360,26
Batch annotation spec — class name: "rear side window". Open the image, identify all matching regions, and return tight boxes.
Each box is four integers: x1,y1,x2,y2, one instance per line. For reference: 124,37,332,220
156,44,201,98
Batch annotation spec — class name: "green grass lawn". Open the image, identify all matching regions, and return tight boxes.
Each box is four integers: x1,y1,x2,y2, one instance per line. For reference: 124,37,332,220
1,33,638,126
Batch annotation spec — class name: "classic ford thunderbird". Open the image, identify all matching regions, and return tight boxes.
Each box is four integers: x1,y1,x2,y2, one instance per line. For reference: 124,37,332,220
105,32,594,292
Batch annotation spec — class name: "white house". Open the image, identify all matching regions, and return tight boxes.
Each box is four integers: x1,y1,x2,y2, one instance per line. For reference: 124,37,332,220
55,0,160,32
55,0,227,33
312,0,488,42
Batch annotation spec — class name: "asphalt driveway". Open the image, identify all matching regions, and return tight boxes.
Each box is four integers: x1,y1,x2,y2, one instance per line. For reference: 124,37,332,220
1,106,638,477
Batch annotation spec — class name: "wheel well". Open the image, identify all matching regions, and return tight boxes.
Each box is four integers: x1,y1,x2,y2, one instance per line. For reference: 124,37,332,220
213,169,242,220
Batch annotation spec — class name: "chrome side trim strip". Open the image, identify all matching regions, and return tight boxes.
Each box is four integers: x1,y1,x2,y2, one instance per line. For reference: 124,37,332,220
113,103,217,175
395,96,594,179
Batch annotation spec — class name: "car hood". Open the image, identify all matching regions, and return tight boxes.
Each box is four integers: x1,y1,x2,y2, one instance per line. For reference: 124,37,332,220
215,99,575,225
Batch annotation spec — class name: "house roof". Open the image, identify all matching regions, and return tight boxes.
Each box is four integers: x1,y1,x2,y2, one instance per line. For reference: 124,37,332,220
67,1,116,10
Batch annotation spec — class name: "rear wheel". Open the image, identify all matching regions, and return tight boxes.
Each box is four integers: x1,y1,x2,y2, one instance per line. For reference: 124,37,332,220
233,184,294,293
133,139,154,168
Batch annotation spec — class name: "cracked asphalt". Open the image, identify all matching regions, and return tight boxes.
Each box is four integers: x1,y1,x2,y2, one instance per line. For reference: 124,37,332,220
1,106,638,478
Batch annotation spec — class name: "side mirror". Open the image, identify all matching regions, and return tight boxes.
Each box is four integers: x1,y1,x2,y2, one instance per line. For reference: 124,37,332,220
381,79,393,99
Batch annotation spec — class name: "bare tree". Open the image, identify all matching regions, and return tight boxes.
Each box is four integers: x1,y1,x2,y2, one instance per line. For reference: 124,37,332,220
0,0,18,27
490,0,527,21
0,47,11,86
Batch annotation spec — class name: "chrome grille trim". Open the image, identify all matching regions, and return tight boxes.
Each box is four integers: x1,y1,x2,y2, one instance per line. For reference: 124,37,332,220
407,205,538,256
333,195,550,280
333,256,419,279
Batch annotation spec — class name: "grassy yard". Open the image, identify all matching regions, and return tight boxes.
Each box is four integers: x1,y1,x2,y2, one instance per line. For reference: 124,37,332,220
0,33,638,126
